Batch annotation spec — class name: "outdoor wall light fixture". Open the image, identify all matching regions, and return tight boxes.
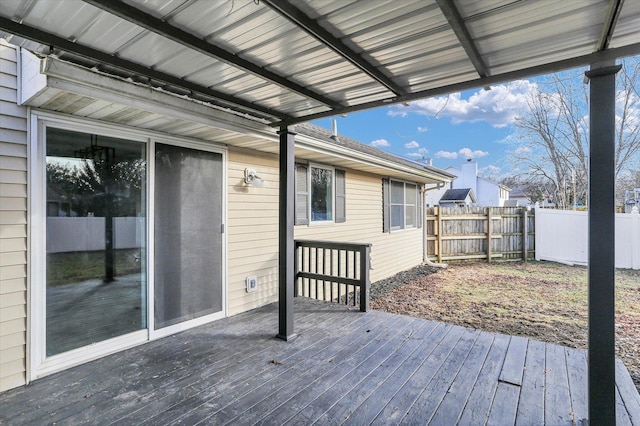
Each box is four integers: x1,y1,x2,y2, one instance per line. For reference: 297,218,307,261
244,168,268,187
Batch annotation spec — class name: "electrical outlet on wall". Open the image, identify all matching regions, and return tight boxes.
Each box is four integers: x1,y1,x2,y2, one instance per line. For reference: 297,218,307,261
246,276,258,292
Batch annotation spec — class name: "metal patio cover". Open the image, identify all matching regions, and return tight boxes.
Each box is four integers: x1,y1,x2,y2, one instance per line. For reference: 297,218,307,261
1,0,640,127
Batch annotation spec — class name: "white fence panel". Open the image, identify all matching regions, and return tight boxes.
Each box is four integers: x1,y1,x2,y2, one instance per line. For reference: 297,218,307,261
535,208,640,269
46,217,144,253
535,209,588,265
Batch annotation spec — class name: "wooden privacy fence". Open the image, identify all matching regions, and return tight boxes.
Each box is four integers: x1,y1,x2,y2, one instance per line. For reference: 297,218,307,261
295,240,371,311
426,206,535,262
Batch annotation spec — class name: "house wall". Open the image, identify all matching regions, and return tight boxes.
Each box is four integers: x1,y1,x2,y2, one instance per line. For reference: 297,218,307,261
294,168,424,284
227,146,280,316
477,179,501,207
226,147,425,315
425,182,450,207
0,41,28,392
0,40,427,389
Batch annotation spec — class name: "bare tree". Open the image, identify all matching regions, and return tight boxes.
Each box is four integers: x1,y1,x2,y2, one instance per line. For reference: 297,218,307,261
511,57,640,208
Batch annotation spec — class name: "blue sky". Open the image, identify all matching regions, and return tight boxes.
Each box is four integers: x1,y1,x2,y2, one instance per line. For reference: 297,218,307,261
311,78,550,180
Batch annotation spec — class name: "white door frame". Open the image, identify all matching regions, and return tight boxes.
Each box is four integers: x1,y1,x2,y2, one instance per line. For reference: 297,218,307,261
29,112,228,379
148,136,228,341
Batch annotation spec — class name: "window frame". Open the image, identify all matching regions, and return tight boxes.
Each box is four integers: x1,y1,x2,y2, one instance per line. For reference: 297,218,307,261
295,162,346,226
387,179,421,232
308,163,335,225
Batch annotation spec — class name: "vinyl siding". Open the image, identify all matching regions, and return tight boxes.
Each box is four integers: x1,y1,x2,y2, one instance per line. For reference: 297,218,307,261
0,41,28,392
226,147,424,316
295,169,423,283
226,147,280,315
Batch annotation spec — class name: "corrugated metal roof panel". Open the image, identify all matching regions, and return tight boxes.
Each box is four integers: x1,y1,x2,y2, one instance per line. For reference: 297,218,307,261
611,0,640,50
467,1,607,71
3,0,640,124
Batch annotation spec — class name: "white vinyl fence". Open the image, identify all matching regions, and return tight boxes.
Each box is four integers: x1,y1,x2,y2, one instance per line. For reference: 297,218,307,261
47,217,144,253
535,208,640,269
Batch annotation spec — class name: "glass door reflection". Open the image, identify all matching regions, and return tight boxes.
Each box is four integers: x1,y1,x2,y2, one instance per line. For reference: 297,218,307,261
45,128,146,356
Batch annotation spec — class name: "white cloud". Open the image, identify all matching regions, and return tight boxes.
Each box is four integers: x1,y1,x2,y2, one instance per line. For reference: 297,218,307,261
480,165,501,181
406,147,429,159
417,126,428,133
514,146,531,155
405,141,419,148
369,139,390,147
388,80,537,127
406,152,425,159
459,147,488,159
435,151,458,159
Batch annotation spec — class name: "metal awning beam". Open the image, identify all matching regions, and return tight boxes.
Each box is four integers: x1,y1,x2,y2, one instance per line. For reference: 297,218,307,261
83,0,342,110
596,0,625,51
435,0,489,78
0,16,285,121
274,40,640,126
261,0,406,97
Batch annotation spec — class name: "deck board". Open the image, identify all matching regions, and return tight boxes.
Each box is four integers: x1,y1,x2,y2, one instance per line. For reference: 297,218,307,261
566,347,589,423
315,320,439,425
0,298,638,425
499,335,528,386
487,382,520,425
342,322,453,425
515,339,546,425
369,325,467,425
402,328,480,424
232,314,410,426
457,334,511,425
428,331,495,425
113,307,366,425
545,343,574,425
617,359,640,425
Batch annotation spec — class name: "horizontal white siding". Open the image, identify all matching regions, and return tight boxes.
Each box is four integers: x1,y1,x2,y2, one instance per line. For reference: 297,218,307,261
0,41,28,392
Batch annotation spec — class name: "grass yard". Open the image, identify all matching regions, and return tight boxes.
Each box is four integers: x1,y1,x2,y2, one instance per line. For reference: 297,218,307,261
370,261,640,392
46,249,143,286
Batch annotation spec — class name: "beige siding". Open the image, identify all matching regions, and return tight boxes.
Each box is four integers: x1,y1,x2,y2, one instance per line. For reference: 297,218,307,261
295,169,423,283
226,147,280,315
226,147,424,316
0,41,28,392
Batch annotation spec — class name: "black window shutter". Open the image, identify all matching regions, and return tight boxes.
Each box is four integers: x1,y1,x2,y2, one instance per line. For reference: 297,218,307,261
382,178,390,233
335,170,346,223
417,184,423,228
295,164,309,225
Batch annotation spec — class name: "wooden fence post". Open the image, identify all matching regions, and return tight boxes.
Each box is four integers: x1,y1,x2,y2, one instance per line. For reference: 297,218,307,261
522,208,528,262
486,207,492,262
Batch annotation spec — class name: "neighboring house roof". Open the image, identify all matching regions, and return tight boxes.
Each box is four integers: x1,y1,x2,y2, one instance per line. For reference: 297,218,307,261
293,123,455,181
440,188,477,203
444,165,509,193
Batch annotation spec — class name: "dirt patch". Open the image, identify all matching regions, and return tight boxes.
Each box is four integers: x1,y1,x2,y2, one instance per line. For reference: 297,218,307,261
370,261,640,393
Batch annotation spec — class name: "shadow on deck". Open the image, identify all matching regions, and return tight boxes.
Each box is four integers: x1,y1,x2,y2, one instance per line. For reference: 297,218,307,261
1,298,639,425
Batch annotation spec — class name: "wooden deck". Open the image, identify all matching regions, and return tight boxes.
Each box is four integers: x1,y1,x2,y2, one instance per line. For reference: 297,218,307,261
1,298,639,425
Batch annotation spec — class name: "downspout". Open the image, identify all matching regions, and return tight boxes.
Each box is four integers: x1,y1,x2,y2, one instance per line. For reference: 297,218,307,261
423,184,447,268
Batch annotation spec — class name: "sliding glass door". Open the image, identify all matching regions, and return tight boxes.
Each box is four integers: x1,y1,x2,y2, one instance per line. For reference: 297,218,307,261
154,143,224,330
45,128,146,356
37,122,226,375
